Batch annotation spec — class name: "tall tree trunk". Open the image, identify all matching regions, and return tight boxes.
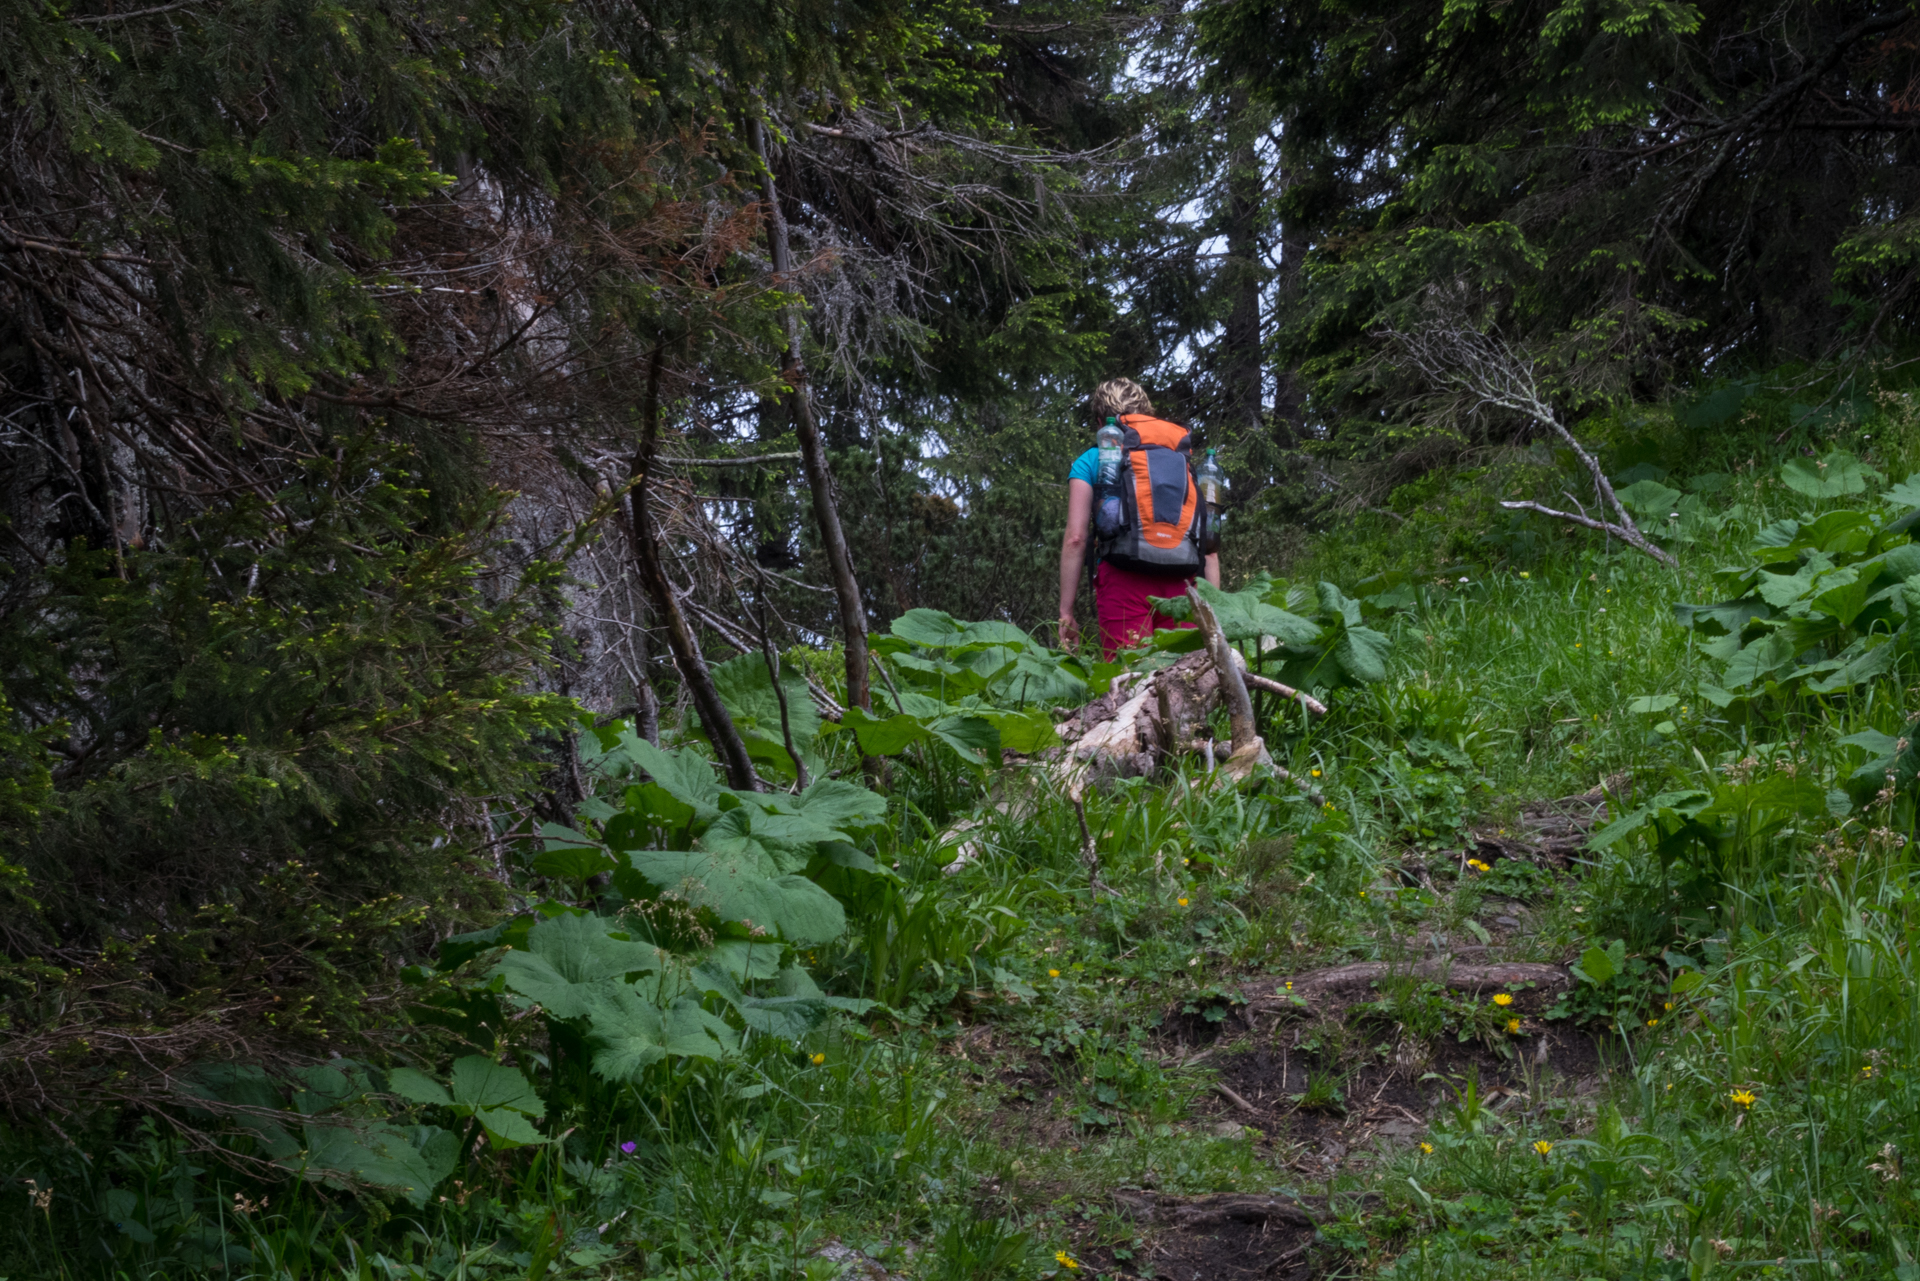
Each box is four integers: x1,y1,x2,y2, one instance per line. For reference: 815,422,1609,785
1222,98,1266,443
751,118,873,715
625,342,761,791
1270,118,1308,452
629,567,662,747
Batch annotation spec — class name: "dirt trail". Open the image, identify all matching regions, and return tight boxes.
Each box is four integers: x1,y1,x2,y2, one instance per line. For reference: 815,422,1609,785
1059,781,1627,1279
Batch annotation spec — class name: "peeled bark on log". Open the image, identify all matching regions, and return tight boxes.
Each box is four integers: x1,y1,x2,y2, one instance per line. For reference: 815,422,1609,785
1047,650,1297,795
1051,650,1225,791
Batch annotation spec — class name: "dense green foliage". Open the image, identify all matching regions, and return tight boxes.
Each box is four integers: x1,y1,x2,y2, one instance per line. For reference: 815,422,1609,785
21,0,1920,1277
1202,0,1920,453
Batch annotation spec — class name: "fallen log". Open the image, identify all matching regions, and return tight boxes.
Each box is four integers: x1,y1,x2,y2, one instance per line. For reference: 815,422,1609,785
1042,589,1333,793
1049,648,1227,789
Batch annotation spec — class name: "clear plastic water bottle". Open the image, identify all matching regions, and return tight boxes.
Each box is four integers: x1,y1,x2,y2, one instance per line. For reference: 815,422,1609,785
1095,417,1124,537
1196,448,1227,541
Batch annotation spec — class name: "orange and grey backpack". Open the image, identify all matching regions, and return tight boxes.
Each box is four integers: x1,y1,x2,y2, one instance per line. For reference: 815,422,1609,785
1095,414,1210,577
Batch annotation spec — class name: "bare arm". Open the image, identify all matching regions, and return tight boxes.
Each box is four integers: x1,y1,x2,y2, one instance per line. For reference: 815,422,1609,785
1204,551,1220,588
1058,479,1093,649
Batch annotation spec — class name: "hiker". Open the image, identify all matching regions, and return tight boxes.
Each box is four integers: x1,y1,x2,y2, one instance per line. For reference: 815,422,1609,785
1058,378,1221,657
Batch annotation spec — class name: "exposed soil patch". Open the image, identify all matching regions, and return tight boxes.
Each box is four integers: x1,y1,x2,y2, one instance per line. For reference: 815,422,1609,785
1470,775,1630,868
1095,1193,1322,1281
1147,956,1613,1174
1204,1022,1608,1158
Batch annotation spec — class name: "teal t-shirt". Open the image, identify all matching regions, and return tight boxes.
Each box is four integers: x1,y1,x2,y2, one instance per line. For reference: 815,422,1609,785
1069,447,1100,485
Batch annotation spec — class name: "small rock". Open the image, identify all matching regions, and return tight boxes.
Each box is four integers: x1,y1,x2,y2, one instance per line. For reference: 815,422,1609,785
1494,915,1521,929
1319,1138,1347,1160
1376,1119,1421,1137
1211,1120,1246,1139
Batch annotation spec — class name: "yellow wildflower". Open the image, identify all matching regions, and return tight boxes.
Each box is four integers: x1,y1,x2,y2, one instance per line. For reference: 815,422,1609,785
1419,1142,1434,1154
1056,1251,1080,1270
1311,768,1322,777
1647,1018,1659,1028
1492,993,1513,1007
1533,1140,1553,1156
1730,1089,1756,1108
1506,1018,1521,1034
1048,969,1060,978
1177,898,1189,907
811,1053,826,1065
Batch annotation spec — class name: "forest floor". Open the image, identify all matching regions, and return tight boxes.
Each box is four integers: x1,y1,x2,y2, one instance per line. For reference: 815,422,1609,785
886,782,1624,1281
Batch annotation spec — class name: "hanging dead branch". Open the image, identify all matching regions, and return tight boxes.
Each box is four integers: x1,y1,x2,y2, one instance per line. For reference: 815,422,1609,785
1387,307,1678,568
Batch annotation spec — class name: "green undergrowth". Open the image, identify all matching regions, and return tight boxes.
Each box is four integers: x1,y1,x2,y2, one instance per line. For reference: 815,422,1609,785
18,386,1920,1278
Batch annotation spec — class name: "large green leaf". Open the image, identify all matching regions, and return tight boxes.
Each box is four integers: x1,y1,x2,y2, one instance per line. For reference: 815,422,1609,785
890,608,969,646
590,1033,667,1081
1780,450,1874,498
447,1056,544,1118
1792,509,1876,556
471,1107,544,1148
989,651,1089,706
1615,479,1684,520
1186,578,1322,646
697,808,806,872
298,1121,456,1204
832,708,932,755
929,714,1001,764
491,913,663,1019
1810,569,1873,627
959,619,1031,646
957,644,1022,684
1722,633,1797,688
621,739,724,824
1801,633,1896,694
1886,476,1920,510
617,849,847,944
1881,542,1920,581
741,778,889,837
978,708,1061,754
1674,597,1770,636
532,838,617,884
1334,626,1392,683
1754,565,1819,607
690,961,872,1040
709,652,821,750
386,1067,451,1107
1315,581,1365,629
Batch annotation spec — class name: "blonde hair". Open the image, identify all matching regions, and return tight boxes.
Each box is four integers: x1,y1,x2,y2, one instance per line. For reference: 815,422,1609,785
1091,377,1153,420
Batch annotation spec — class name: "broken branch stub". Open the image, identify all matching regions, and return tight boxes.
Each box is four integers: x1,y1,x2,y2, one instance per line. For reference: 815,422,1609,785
1187,584,1274,781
